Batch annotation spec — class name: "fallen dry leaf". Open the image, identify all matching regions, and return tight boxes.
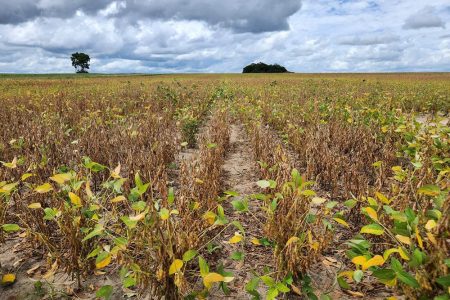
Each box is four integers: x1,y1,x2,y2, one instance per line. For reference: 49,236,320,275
346,290,365,297
324,256,337,263
26,263,41,275
13,258,25,267
42,260,58,279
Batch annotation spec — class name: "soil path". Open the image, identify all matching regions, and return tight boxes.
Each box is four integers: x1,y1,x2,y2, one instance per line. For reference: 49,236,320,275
210,123,273,299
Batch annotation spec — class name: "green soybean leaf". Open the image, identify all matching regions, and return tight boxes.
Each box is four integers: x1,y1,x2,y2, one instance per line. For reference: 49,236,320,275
436,275,450,288
396,270,420,288
2,224,20,232
183,250,198,262
82,224,104,242
257,180,270,189
96,285,113,300
230,251,244,261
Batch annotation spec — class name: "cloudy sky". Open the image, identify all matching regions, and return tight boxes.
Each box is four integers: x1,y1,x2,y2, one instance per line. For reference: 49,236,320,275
0,0,449,73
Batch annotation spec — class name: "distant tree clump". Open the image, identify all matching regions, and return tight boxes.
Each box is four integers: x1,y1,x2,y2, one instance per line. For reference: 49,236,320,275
71,52,90,73
242,62,288,73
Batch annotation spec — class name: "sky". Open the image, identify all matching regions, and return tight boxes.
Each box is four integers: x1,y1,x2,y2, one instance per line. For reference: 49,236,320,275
0,0,449,73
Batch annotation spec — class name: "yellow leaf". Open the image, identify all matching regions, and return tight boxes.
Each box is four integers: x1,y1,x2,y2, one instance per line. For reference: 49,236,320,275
338,271,354,280
251,238,261,246
333,217,349,228
362,255,384,270
415,228,423,250
111,163,121,179
203,211,216,225
375,192,391,204
110,246,121,255
395,235,411,245
384,277,397,287
73,216,81,226
398,247,410,261
367,197,377,206
308,230,313,245
351,256,367,266
156,268,164,281
1,273,16,286
383,248,399,261
363,207,378,221
34,183,53,193
426,232,437,246
228,233,243,244
311,241,319,251
392,166,403,172
28,203,42,209
95,254,111,269
112,164,121,177
86,181,93,198
50,173,72,185
195,178,204,184
301,189,316,196
203,272,225,289
311,197,327,205
360,224,384,235
174,273,183,288
425,219,437,231
21,173,34,181
129,213,145,221
69,192,82,207
160,208,170,220
111,195,126,203
169,259,183,275
286,236,299,246
0,182,19,193
2,157,17,169
192,201,200,210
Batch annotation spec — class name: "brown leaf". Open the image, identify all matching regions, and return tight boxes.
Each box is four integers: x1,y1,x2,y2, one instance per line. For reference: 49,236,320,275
26,263,41,275
13,258,25,267
42,261,58,279
291,284,302,295
324,256,337,263
346,290,365,297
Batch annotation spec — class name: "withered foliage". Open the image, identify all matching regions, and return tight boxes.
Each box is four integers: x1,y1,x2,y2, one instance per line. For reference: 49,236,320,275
0,74,448,299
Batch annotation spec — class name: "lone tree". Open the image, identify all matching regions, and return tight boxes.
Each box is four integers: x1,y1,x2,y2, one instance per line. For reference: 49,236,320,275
71,52,90,73
243,62,288,73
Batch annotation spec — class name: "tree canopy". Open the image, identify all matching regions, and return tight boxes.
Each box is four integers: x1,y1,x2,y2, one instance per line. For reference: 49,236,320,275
71,52,90,73
242,62,288,73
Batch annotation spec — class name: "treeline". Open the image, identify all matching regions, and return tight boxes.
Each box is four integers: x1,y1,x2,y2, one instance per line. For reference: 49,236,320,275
243,62,289,73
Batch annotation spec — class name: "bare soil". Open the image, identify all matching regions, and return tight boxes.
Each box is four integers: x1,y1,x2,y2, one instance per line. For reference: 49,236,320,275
209,124,273,299
0,236,124,299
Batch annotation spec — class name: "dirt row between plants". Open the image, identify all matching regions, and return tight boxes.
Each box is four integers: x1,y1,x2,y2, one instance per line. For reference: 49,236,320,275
207,122,348,299
208,123,273,299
